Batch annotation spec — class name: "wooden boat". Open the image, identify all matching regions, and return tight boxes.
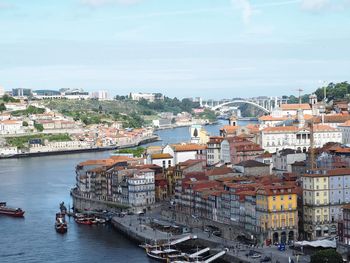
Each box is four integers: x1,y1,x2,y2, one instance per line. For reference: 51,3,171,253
75,217,93,225
55,213,68,234
146,248,185,262
0,202,25,217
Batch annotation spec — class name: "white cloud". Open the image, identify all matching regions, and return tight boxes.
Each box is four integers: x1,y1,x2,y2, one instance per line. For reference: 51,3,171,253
301,0,329,11
80,0,141,7
231,0,253,25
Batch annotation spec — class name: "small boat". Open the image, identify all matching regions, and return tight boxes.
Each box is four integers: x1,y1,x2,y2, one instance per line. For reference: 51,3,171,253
75,217,93,225
146,248,185,262
55,213,68,234
0,202,25,217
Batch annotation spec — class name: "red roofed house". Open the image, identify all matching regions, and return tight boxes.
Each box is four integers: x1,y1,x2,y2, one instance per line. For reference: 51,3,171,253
163,143,207,164
221,136,264,164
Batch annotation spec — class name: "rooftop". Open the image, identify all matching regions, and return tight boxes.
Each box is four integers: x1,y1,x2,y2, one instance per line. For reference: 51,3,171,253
280,103,311,110
236,160,269,167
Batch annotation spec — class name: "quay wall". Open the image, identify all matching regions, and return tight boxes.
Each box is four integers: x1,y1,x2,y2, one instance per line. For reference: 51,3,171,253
110,216,249,263
71,189,128,212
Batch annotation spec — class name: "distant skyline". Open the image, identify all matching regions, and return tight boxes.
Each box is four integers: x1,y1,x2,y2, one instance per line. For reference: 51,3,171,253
0,0,349,99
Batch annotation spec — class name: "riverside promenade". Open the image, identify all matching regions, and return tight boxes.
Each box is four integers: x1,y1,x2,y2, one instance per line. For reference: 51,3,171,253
111,205,311,263
0,135,159,159
111,211,252,263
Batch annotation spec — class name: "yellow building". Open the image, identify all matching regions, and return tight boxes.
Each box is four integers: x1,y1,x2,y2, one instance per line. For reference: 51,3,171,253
256,183,298,245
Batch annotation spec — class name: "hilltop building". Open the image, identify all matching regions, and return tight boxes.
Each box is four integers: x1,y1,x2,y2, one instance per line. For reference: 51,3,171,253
130,92,164,102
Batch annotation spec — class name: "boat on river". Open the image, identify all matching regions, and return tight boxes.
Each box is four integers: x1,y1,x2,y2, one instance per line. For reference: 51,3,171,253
75,217,94,225
55,213,68,234
146,248,186,262
0,202,25,217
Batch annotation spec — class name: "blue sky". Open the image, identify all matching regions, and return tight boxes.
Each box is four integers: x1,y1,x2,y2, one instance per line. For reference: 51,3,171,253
0,0,349,99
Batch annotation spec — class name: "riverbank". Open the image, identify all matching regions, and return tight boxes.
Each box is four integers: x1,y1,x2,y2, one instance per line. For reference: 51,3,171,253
110,213,249,263
0,135,159,159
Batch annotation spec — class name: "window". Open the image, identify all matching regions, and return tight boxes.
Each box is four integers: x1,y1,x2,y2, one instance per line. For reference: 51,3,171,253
272,196,276,201
281,196,284,201
288,195,292,200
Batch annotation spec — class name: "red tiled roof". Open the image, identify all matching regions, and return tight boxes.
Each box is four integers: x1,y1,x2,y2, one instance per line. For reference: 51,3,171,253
172,144,207,152
280,103,311,110
151,153,173,159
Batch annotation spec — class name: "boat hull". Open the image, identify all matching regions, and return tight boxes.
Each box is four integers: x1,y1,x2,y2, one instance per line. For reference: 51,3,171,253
146,252,168,262
0,209,25,217
55,225,68,234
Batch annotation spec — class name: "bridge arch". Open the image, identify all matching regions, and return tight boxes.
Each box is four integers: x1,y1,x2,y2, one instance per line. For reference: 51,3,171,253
211,100,270,113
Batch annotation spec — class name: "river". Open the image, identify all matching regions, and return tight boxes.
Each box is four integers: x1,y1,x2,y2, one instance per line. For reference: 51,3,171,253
0,120,252,263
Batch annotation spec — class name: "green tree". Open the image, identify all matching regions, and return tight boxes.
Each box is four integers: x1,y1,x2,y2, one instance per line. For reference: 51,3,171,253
193,128,198,137
0,103,6,112
310,249,343,263
22,121,28,127
2,94,10,102
34,123,44,132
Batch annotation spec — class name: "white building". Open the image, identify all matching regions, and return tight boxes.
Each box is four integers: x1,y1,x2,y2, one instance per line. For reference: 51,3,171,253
278,103,313,117
147,153,173,169
261,124,342,153
162,143,206,164
90,90,109,101
4,103,27,111
338,120,350,145
0,146,18,156
0,120,23,135
206,136,223,166
128,169,155,209
130,92,164,102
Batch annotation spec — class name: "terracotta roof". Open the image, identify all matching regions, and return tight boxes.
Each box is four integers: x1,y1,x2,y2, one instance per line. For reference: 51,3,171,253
259,115,289,121
207,136,224,144
280,103,311,110
151,153,173,159
256,183,298,195
313,124,337,132
172,144,207,152
339,120,350,127
314,114,350,124
179,159,203,167
220,125,238,133
0,120,21,124
205,167,233,176
257,153,272,158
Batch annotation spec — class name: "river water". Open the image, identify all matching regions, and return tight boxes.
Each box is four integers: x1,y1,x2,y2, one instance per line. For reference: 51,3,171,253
0,120,250,263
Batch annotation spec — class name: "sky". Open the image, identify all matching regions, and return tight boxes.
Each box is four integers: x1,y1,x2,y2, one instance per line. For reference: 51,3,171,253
0,0,349,99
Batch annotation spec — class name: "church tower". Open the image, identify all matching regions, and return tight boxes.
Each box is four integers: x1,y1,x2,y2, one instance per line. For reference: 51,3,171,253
229,115,237,126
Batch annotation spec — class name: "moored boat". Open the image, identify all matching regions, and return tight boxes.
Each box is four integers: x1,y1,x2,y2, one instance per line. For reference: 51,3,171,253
55,213,68,234
75,217,93,225
0,202,25,217
146,248,185,262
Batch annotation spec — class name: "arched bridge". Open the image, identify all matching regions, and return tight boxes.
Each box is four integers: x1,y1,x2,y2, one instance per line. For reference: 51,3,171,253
211,100,270,113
